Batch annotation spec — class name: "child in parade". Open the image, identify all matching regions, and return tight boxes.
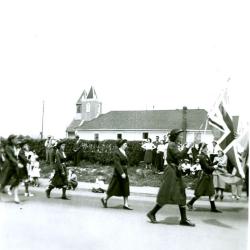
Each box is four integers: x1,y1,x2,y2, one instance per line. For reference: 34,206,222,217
187,143,222,213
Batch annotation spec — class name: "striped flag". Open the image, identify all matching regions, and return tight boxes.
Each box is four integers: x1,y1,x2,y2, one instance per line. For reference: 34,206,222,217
208,89,245,178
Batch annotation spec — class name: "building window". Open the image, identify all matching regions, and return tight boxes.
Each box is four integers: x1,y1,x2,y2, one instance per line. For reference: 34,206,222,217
94,133,99,141
117,133,122,139
76,104,82,113
142,132,148,139
86,103,90,113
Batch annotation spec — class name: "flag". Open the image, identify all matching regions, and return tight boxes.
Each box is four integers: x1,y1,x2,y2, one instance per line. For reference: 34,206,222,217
208,89,245,179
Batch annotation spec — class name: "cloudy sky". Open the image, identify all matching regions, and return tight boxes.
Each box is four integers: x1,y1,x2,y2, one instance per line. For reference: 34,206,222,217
0,0,249,138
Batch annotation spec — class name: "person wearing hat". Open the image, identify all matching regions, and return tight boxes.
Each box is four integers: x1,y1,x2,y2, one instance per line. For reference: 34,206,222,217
146,129,195,226
101,139,132,210
45,140,69,200
0,134,24,203
187,143,222,213
15,139,34,197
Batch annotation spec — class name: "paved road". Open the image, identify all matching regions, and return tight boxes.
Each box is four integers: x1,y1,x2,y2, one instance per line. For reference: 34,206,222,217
0,187,248,250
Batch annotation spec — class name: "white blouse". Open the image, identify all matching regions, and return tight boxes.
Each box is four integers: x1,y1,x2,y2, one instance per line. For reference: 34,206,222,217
141,142,156,150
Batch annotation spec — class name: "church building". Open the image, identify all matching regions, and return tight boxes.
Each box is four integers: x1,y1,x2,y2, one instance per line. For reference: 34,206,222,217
66,86,215,143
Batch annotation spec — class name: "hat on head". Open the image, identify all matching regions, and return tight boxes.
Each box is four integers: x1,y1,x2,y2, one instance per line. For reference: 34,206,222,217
18,139,29,147
116,139,127,148
7,134,17,144
56,139,67,148
169,129,183,142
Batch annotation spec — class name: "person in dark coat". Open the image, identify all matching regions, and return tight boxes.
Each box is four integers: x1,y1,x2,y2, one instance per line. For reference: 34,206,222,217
14,140,34,197
187,143,222,213
45,140,69,200
146,129,195,226
101,139,132,210
0,144,8,182
0,134,24,203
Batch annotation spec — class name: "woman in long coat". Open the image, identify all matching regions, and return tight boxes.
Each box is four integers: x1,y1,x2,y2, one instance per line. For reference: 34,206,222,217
101,139,132,210
146,129,195,226
45,140,69,200
187,143,222,212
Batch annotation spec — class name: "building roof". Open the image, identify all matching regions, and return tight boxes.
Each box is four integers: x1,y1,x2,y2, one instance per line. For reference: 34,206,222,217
77,109,210,131
66,119,83,132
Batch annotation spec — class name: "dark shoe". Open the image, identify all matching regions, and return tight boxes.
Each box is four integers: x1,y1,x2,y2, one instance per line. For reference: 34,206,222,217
180,219,195,227
215,194,219,200
45,189,50,198
147,212,157,223
123,205,133,210
211,209,222,213
101,198,107,208
220,195,224,200
187,203,193,210
61,196,70,200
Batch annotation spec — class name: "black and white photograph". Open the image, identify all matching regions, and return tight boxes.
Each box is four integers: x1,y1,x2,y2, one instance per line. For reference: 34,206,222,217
0,1,249,250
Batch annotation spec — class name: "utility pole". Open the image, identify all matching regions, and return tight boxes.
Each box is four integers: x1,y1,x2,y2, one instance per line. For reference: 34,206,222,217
41,100,45,139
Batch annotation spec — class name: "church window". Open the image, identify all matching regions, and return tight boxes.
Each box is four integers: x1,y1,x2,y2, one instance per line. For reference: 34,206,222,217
142,132,148,139
86,103,90,112
76,104,82,113
94,133,99,141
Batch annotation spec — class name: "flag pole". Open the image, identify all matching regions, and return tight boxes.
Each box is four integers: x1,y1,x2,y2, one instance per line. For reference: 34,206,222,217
41,100,45,139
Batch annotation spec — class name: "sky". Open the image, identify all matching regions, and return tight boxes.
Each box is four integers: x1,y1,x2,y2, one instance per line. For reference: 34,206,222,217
0,0,249,139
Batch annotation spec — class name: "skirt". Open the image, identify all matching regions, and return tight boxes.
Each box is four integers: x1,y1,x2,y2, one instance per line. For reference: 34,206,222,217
144,150,153,164
195,172,215,197
156,164,186,206
107,174,130,197
51,172,68,188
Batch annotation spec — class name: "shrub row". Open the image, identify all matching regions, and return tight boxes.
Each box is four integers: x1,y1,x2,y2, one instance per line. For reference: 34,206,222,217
0,138,145,166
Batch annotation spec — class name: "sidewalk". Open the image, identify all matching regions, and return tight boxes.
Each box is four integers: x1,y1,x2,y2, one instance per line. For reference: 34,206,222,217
38,178,248,202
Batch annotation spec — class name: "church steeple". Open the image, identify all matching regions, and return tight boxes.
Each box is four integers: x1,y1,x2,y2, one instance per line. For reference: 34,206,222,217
76,90,87,104
87,86,97,99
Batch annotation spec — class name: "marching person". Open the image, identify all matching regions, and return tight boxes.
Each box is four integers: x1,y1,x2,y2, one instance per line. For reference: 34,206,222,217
187,143,222,213
0,144,7,182
146,129,195,226
101,139,132,210
0,134,23,203
17,140,34,197
45,140,69,200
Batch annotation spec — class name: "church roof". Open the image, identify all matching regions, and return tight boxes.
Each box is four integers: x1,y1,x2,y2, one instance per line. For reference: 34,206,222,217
66,119,83,132
76,90,87,104
77,109,211,131
87,86,97,99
